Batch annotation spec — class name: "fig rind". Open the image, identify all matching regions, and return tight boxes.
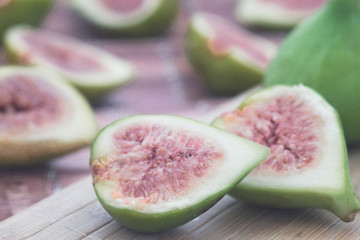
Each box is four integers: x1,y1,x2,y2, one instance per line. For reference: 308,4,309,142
71,0,180,37
0,66,99,166
185,13,276,95
212,85,360,222
94,182,223,232
90,114,270,232
230,173,360,222
0,0,53,39
234,0,323,29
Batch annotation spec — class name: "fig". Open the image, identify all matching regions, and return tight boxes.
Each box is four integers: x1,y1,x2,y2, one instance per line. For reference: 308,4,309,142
0,66,99,166
264,0,360,143
4,26,136,101
235,0,326,29
185,12,277,95
71,0,179,37
90,114,269,232
0,0,53,39
212,85,360,222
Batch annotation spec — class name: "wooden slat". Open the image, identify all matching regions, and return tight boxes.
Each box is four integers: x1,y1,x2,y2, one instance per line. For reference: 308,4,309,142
0,176,94,240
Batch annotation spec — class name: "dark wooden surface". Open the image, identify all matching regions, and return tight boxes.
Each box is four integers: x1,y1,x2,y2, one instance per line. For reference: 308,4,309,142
0,0,286,222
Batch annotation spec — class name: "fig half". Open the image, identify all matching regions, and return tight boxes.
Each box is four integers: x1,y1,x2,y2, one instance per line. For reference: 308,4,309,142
4,26,136,101
0,66,99,166
213,85,360,222
71,0,179,37
185,12,277,95
235,0,326,29
0,0,53,39
90,114,269,232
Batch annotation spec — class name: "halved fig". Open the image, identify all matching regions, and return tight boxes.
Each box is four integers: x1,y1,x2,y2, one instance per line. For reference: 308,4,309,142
185,12,277,95
71,0,179,36
212,85,360,222
0,66,99,166
0,0,53,38
90,114,269,232
235,0,326,29
4,26,136,101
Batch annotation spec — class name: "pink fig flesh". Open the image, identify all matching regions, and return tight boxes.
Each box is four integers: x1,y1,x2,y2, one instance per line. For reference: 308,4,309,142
101,0,144,13
92,123,224,204
205,14,270,68
219,93,322,174
0,74,65,133
21,32,104,73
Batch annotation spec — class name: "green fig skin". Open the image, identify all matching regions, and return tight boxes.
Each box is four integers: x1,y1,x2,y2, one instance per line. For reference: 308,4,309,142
0,0,53,39
74,81,134,102
234,0,322,29
264,0,360,144
90,115,270,232
72,0,180,37
212,85,360,222
1,137,95,167
185,21,264,96
229,146,360,222
94,182,222,232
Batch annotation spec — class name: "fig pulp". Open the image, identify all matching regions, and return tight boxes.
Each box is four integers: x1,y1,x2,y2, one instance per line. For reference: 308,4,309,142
71,0,179,37
264,0,360,143
90,115,269,232
213,85,360,222
4,26,136,101
236,0,326,28
0,0,53,39
0,66,99,166
185,12,277,95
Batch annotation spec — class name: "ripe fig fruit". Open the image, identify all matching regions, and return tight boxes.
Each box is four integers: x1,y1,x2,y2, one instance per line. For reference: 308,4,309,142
71,0,179,37
264,0,360,143
185,12,277,95
4,26,136,101
0,66,99,166
0,0,53,39
235,0,326,29
90,114,269,232
212,85,360,222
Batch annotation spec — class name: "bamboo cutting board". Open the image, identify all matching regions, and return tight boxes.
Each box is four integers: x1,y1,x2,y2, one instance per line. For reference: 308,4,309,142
1,146,360,239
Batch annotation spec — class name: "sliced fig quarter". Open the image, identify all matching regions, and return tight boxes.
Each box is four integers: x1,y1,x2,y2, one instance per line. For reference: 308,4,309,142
0,0,53,38
71,0,179,36
213,85,360,222
90,114,269,232
0,66,99,166
235,0,326,29
4,26,136,101
185,12,277,95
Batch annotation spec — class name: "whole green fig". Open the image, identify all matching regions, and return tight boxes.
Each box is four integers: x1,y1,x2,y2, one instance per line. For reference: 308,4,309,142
264,0,360,143
0,0,53,39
